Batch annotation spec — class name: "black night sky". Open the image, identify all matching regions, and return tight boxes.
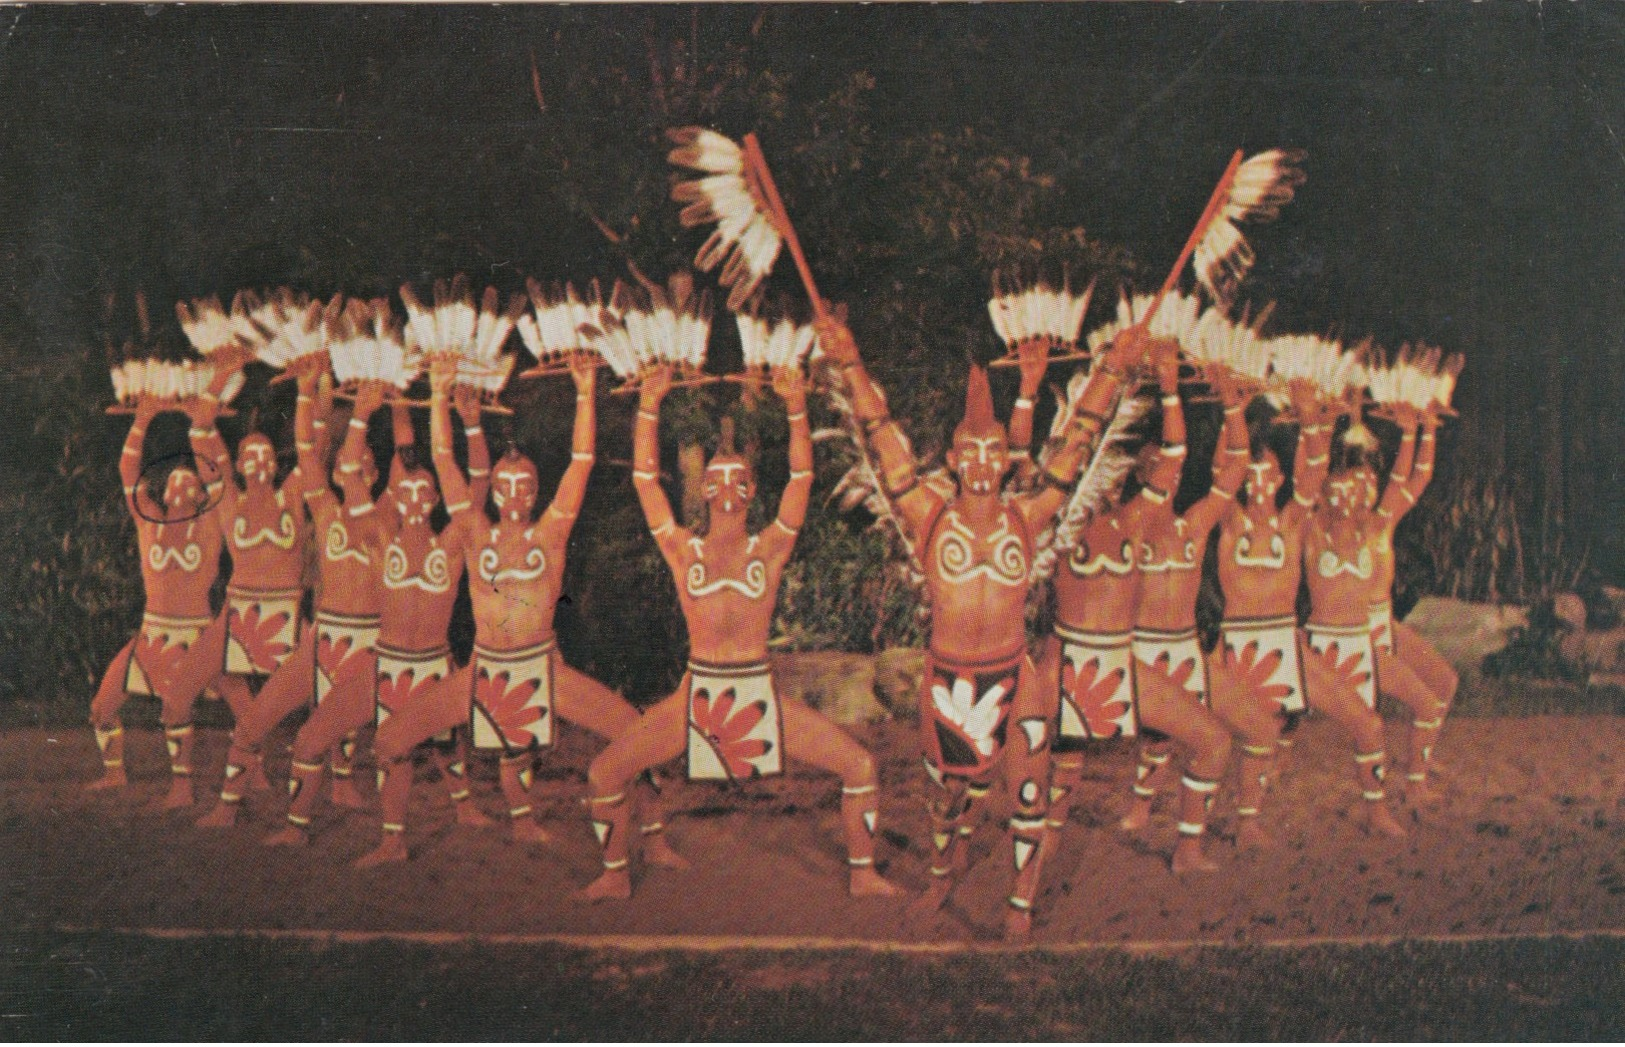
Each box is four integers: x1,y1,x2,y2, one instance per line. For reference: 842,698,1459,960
1,3,1621,587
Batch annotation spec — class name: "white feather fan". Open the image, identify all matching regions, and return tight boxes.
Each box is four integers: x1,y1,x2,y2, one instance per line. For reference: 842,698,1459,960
666,127,784,311
1192,148,1307,303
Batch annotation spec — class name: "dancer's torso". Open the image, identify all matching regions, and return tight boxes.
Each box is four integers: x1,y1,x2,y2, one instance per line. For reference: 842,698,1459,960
311,494,386,617
672,531,789,665
1304,511,1376,627
138,517,222,619
378,524,465,650
922,499,1032,661
226,484,309,589
467,519,567,650
1217,504,1307,619
1134,502,1204,632
1053,504,1139,634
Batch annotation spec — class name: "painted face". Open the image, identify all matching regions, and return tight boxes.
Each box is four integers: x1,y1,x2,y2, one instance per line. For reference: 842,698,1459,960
703,458,754,516
391,468,439,526
1352,466,1379,511
163,468,204,514
950,433,1010,496
1325,473,1361,517
238,435,276,486
1245,453,1284,508
491,454,539,521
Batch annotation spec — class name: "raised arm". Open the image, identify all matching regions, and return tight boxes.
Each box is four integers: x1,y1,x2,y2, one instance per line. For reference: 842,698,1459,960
335,381,386,513
120,397,163,521
631,364,688,559
1286,380,1333,520
1140,341,1189,507
387,399,414,493
1015,329,1140,530
1402,408,1441,508
288,358,322,501
428,356,476,522
187,363,240,525
543,353,597,528
1004,339,1049,487
454,385,491,511
769,366,813,540
1376,405,1421,524
1184,367,1252,534
812,315,940,533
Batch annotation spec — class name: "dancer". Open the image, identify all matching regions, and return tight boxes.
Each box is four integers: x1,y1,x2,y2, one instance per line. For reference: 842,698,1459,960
576,360,899,901
1362,402,1456,797
1209,379,1334,848
86,393,227,797
264,381,488,853
360,353,685,864
1104,345,1261,872
196,357,381,827
137,353,322,809
818,316,1136,938
1300,410,1416,838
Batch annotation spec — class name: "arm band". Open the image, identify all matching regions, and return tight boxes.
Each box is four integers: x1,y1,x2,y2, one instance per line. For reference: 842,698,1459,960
1014,397,1033,411
571,452,594,461
349,418,369,430
632,469,658,482
785,410,807,423
464,426,482,437
637,410,659,423
789,469,813,480
1160,394,1180,407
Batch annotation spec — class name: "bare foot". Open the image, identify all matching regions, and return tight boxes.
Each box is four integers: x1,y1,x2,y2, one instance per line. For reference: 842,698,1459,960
642,835,692,871
509,818,552,845
1171,838,1221,874
573,869,632,902
848,867,904,898
1003,907,1033,942
1235,819,1278,852
330,780,369,810
157,781,194,811
84,771,128,793
454,802,495,828
1119,799,1153,833
1358,802,1409,839
904,879,953,923
263,826,309,848
353,835,409,868
195,803,239,829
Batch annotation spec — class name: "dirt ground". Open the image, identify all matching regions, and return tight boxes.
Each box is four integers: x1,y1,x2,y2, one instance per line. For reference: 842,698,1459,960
5,714,1624,946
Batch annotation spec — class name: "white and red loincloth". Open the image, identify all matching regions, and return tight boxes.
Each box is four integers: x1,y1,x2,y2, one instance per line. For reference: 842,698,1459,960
470,639,557,752
685,660,784,783
313,610,380,706
1305,620,1379,710
125,612,211,697
1219,614,1307,714
1368,599,1396,655
224,585,302,677
374,643,451,728
1131,626,1209,706
1054,624,1136,743
921,647,1024,779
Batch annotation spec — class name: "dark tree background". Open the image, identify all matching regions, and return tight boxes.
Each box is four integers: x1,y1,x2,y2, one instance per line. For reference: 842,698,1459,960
0,4,1620,708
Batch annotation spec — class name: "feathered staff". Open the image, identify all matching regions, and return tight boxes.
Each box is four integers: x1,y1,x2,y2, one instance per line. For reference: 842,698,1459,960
666,127,828,320
579,274,716,394
1134,147,1306,333
514,278,609,379
986,273,1096,368
401,278,523,413
108,359,244,416
326,297,422,402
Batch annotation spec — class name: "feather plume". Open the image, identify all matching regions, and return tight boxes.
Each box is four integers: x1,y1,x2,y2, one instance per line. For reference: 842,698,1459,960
986,273,1095,351
666,126,784,311
737,308,818,371
327,297,419,390
110,358,244,407
1087,290,1207,356
579,277,713,382
1192,148,1306,303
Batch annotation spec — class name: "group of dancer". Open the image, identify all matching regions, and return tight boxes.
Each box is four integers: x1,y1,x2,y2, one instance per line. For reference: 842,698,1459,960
86,280,1458,940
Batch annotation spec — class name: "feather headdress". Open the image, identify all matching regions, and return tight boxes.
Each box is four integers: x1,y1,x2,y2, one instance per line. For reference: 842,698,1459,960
327,298,420,390
111,358,245,407
580,275,714,383
986,273,1095,352
1191,148,1307,303
667,127,784,311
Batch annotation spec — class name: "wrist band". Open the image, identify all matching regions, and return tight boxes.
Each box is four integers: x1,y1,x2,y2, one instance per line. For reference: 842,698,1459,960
1224,404,1243,415
1160,394,1180,406
188,427,209,438
637,410,659,422
571,452,593,461
1161,443,1187,455
789,469,812,480
349,418,369,430
632,469,657,482
296,440,315,452
297,394,312,402
312,418,327,428
785,411,807,423
464,426,482,436
1014,397,1034,411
